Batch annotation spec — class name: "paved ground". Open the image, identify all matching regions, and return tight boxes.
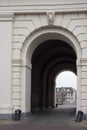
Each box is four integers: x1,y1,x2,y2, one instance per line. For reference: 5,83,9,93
0,105,87,130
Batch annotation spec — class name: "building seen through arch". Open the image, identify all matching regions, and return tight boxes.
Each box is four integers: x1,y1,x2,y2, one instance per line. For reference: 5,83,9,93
55,71,77,106
56,87,76,106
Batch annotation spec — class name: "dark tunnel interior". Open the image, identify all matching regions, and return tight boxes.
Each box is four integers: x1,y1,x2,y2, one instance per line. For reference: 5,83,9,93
31,39,77,110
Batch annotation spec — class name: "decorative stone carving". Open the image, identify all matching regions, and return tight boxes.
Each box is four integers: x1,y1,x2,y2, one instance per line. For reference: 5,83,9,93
47,11,55,25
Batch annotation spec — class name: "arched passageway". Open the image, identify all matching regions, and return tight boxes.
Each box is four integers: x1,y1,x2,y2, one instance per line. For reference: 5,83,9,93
31,39,77,110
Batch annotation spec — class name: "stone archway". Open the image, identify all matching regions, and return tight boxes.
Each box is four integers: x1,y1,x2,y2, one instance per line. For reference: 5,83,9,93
8,1,87,119
21,27,82,115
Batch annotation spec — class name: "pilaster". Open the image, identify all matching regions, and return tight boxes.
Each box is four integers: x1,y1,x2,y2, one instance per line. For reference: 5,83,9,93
0,12,14,115
80,58,87,114
76,59,82,112
11,59,22,112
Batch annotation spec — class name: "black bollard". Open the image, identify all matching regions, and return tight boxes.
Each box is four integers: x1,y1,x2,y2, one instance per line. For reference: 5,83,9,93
13,109,21,121
75,111,83,122
56,104,58,107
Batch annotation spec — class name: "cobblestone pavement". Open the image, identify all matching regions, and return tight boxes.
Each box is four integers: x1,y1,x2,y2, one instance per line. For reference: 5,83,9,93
0,105,87,130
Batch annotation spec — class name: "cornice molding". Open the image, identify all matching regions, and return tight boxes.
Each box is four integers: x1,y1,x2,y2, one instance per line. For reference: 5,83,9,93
0,12,14,21
80,58,87,66
0,2,87,14
77,58,87,66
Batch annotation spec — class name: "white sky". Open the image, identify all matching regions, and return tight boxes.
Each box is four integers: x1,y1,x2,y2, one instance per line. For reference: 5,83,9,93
55,71,77,89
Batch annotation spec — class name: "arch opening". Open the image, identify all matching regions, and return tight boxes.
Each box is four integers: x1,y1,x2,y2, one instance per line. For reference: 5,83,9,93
55,71,77,89
55,71,77,109
31,39,77,110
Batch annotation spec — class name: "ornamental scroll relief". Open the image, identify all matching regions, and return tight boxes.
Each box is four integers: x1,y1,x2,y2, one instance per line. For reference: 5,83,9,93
47,11,55,25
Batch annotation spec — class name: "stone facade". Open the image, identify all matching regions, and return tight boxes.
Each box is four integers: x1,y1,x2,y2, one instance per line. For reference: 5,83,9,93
0,0,87,119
